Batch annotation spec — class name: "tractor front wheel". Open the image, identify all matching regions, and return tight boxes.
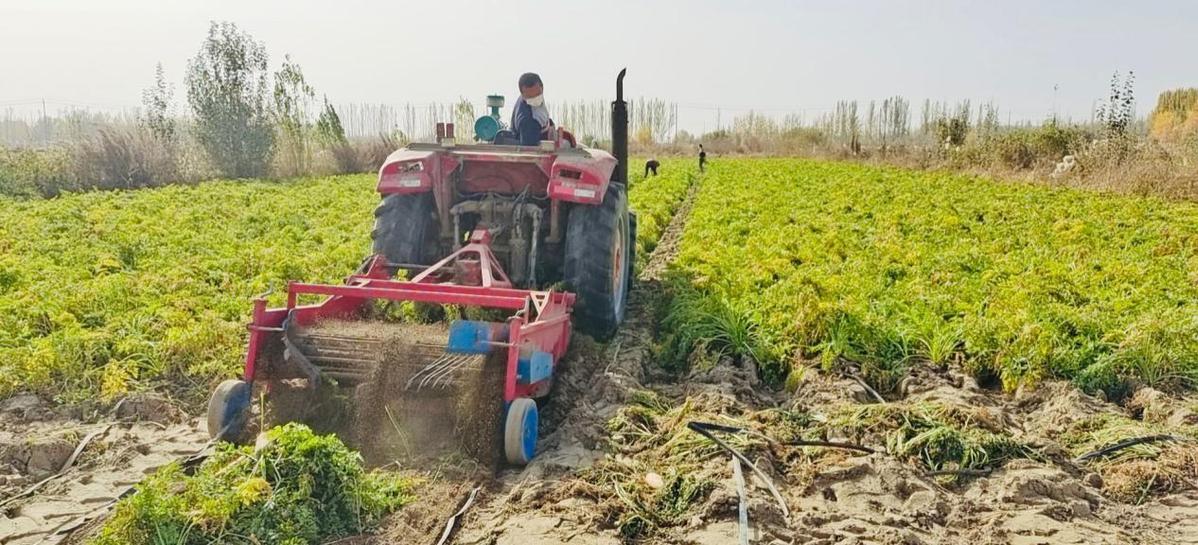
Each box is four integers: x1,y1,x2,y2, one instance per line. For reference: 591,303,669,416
371,193,436,265
565,184,632,340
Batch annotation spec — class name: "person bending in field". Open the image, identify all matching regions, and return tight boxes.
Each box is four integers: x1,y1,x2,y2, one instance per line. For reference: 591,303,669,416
645,158,660,177
698,144,707,172
510,72,570,147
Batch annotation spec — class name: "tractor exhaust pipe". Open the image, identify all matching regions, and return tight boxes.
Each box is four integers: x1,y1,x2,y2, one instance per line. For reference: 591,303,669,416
611,68,628,185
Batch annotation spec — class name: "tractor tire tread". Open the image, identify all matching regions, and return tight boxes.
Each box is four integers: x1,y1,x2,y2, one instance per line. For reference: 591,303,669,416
564,184,630,340
371,193,434,265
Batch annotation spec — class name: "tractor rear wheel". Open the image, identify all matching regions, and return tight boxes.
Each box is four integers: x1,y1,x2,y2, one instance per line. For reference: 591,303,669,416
565,184,632,340
371,193,436,265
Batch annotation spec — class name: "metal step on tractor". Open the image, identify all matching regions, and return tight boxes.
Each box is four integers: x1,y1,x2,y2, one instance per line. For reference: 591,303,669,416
207,70,636,466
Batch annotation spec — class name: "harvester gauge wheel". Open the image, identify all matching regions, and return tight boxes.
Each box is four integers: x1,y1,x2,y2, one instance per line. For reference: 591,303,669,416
207,379,251,443
504,398,539,465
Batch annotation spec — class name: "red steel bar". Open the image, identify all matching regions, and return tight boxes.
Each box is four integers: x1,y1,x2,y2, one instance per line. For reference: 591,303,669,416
287,282,528,310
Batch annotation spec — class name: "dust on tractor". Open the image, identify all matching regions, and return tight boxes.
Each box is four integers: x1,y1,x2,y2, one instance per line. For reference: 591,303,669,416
206,70,635,466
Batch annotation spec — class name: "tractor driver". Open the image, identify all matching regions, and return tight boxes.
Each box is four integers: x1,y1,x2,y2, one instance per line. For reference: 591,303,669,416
512,72,551,146
511,72,569,147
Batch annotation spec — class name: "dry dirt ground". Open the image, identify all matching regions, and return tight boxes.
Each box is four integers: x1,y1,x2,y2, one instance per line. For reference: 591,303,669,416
0,394,209,545
4,180,1198,545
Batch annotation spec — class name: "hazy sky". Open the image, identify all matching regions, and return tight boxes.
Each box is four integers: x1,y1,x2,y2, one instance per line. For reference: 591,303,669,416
3,0,1196,132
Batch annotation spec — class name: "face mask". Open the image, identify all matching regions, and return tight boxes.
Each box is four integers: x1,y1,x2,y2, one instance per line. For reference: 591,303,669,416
526,94,544,107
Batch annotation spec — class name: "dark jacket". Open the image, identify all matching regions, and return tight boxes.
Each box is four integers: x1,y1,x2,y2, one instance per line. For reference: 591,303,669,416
511,96,547,146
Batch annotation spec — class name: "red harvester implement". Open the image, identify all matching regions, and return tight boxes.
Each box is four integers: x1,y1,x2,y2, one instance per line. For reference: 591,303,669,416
207,70,634,466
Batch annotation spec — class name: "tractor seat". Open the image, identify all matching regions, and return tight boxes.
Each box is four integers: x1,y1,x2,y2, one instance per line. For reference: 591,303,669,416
493,130,520,145
492,128,576,148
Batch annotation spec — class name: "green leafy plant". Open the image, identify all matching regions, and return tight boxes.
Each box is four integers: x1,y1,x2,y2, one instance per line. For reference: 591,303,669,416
0,175,380,402
90,423,413,545
627,158,695,268
664,158,1198,398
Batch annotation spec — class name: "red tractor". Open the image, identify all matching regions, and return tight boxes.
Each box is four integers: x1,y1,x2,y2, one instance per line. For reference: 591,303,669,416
207,70,635,466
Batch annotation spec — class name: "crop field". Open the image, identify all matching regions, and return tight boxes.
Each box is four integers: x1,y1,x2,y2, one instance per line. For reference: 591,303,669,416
0,176,381,402
4,157,1197,402
0,160,692,403
666,158,1198,396
9,5,1198,543
5,157,1198,545
628,159,694,266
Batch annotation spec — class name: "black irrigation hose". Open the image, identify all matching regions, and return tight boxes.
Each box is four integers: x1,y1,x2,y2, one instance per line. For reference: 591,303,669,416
783,439,877,455
692,424,1188,495
927,467,994,477
686,421,790,521
689,421,1004,483
1072,434,1183,464
688,422,877,455
692,421,744,434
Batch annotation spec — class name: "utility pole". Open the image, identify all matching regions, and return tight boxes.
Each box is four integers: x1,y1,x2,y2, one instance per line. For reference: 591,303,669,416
1052,84,1059,125
41,98,47,145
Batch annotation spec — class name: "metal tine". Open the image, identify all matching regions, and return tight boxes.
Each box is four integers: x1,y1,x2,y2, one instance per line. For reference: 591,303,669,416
430,358,468,389
420,353,473,390
430,354,484,389
419,354,463,390
404,356,444,391
421,353,468,389
406,353,459,391
405,352,487,391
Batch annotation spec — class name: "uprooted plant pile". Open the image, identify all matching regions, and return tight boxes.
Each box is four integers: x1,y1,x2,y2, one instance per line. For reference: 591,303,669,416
821,401,1039,476
89,423,413,545
1062,412,1198,503
573,390,763,539
562,383,1198,541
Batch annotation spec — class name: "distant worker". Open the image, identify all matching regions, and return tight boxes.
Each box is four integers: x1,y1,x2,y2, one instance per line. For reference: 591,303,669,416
645,158,660,177
511,72,553,146
698,144,707,172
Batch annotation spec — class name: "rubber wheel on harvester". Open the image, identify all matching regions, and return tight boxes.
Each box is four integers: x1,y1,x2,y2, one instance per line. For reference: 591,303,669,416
565,184,632,340
371,193,436,265
207,379,251,443
504,398,539,465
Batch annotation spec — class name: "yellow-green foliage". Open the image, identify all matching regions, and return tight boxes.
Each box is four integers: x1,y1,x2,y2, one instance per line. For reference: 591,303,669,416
628,157,694,267
91,423,412,545
1149,88,1198,143
0,175,378,402
668,158,1198,396
2,167,691,403
0,147,73,198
